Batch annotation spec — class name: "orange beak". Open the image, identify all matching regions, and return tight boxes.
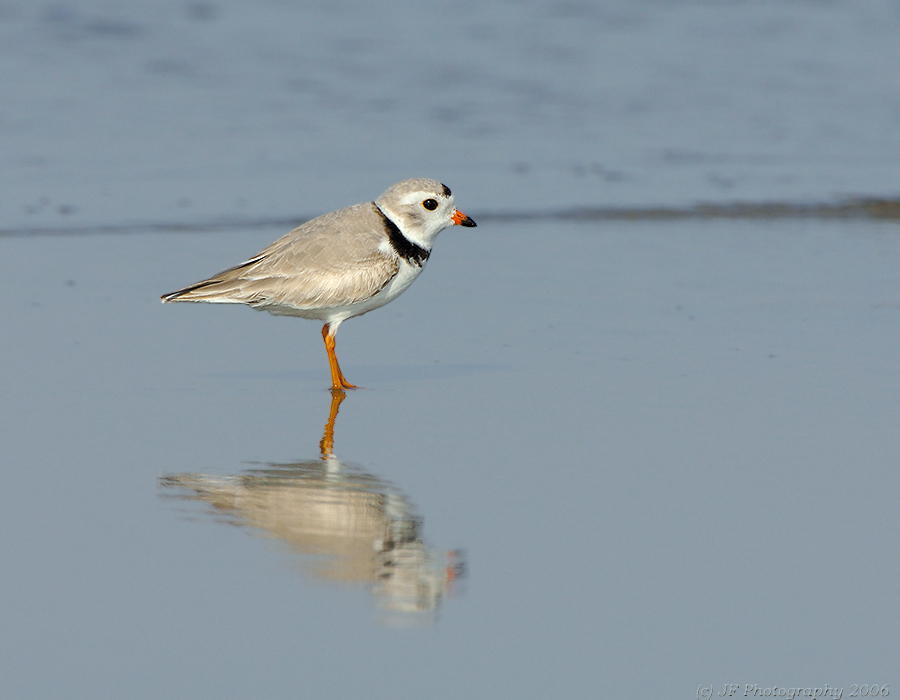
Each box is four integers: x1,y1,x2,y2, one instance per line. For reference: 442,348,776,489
452,209,477,227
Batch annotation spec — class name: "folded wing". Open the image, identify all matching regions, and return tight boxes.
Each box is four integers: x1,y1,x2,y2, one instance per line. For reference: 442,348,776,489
162,203,399,312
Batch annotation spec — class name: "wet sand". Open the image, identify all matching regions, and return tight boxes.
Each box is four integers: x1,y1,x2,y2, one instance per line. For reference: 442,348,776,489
2,216,898,697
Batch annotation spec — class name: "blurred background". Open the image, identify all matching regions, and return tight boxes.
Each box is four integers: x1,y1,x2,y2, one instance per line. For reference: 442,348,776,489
5,0,900,229
1,1,899,698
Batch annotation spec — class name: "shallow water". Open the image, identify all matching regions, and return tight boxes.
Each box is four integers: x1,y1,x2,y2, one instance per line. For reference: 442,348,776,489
2,1,899,698
3,217,899,697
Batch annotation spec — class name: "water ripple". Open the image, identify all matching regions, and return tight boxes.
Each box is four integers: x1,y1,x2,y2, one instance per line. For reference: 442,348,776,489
4,197,900,237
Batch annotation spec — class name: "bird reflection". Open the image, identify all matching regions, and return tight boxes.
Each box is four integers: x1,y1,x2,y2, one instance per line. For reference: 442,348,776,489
160,390,465,621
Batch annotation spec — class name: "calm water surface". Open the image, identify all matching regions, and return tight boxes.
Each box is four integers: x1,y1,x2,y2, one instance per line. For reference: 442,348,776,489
3,218,899,698
1,1,899,698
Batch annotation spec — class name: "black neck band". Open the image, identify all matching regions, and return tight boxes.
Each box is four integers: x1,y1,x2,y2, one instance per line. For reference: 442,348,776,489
374,204,430,266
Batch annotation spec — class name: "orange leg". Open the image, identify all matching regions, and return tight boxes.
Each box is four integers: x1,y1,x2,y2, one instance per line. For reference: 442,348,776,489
321,324,357,390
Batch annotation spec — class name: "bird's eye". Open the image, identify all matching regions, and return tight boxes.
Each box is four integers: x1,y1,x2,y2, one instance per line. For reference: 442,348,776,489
422,198,438,211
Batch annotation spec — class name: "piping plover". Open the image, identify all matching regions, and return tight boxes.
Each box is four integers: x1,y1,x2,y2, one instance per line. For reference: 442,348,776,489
162,178,476,390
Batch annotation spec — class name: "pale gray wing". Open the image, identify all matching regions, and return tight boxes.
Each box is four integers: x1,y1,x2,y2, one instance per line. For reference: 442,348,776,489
163,202,399,310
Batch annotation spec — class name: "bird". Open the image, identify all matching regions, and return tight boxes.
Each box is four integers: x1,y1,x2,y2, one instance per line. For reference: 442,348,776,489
161,178,476,390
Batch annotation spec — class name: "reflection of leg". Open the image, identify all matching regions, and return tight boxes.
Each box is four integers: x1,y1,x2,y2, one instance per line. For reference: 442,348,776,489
321,323,357,390
319,388,346,458
445,549,466,583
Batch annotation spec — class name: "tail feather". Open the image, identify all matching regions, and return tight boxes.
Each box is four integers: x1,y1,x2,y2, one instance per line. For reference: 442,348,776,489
161,258,259,303
162,279,217,302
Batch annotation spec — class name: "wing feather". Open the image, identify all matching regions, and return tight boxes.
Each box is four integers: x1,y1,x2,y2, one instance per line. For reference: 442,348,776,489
162,202,399,311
